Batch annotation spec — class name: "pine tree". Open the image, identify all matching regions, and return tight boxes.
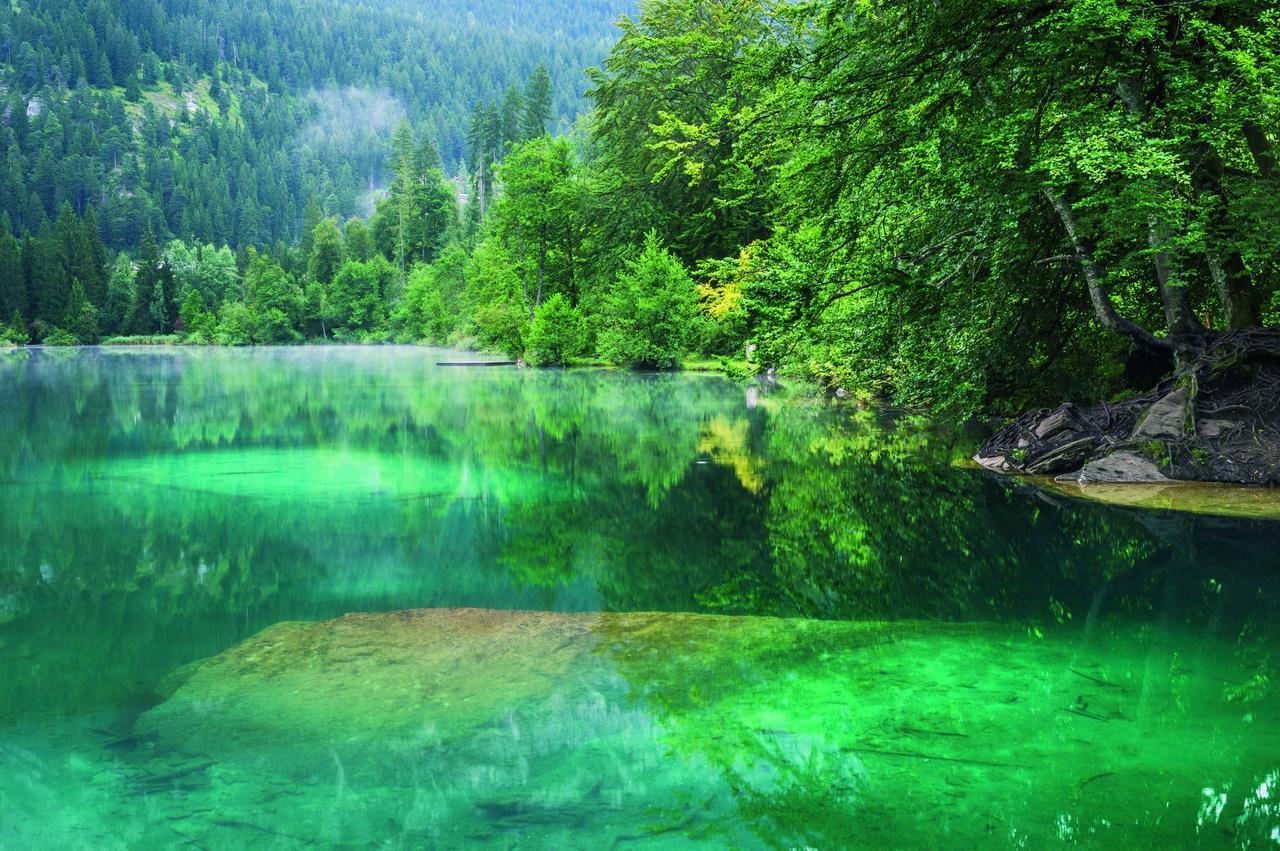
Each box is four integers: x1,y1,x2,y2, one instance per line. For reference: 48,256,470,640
519,65,553,141
62,279,99,344
124,73,143,102
129,226,162,333
0,220,24,320
28,227,67,326
500,87,523,150
103,253,135,337
72,208,108,305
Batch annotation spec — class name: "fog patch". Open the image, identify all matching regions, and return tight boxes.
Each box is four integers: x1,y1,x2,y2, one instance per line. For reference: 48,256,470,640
304,86,405,143
303,86,405,214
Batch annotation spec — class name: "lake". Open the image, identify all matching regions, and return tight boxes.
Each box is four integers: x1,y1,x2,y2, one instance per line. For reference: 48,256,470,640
0,346,1276,849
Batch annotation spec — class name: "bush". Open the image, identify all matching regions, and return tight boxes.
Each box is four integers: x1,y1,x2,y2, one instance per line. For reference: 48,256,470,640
0,311,26,345
101,335,184,346
473,300,528,359
179,290,217,343
215,301,259,345
525,294,586,366
598,231,698,369
40,327,80,346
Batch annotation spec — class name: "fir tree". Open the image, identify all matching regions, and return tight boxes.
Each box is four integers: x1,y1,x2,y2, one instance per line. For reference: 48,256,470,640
62,279,99,344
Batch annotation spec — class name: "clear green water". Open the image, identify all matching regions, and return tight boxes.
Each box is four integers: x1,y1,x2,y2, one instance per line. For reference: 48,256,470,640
0,346,1277,849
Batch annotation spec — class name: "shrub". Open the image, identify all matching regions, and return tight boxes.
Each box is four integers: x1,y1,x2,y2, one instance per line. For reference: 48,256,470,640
525,294,586,366
598,231,698,369
473,300,527,359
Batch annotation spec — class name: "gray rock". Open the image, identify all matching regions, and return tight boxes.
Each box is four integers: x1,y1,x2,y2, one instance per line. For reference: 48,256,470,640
1034,406,1081,441
1131,387,1190,440
972,453,1009,472
1060,451,1170,484
1196,418,1235,439
1025,436,1096,475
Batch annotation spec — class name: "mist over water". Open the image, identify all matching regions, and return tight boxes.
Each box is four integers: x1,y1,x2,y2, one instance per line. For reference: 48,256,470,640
0,347,1276,848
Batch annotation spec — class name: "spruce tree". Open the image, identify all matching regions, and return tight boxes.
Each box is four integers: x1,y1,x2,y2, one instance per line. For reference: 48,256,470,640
62,279,99,344
0,220,24,320
129,226,162,333
519,65,553,141
29,227,67,326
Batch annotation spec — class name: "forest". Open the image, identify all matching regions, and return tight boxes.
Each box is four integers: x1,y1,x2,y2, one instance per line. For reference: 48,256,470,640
2,0,1279,420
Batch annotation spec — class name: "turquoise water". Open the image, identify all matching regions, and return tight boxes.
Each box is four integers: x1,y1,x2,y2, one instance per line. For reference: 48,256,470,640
0,346,1277,848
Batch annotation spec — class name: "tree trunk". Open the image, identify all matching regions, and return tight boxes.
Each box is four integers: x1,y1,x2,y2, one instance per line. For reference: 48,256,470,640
536,226,546,309
1192,142,1259,328
1117,78,1200,339
516,222,532,320
1043,190,1170,353
1243,122,1275,180
1147,217,1197,338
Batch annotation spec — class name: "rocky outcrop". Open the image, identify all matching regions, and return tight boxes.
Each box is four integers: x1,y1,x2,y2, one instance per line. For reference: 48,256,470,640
976,330,1280,485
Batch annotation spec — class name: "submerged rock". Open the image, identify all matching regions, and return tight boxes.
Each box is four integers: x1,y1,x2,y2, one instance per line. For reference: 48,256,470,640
128,608,1280,849
140,609,911,755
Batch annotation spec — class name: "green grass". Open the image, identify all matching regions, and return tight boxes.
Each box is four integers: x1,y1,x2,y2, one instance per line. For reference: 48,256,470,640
101,334,186,346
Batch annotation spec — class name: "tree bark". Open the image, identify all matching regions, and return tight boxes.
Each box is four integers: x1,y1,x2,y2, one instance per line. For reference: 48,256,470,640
1192,142,1259,328
1117,77,1200,339
1147,217,1197,338
515,222,532,320
1243,122,1275,180
1044,190,1170,353
536,225,546,309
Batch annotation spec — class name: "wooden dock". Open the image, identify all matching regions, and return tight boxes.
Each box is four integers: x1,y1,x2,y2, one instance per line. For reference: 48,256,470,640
436,360,518,367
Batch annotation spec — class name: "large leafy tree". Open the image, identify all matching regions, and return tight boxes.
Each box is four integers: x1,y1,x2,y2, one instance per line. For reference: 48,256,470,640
495,136,581,317
738,0,1280,411
587,0,777,262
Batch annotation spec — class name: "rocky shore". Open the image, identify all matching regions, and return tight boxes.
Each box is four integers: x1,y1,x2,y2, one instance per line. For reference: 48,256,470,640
975,330,1280,486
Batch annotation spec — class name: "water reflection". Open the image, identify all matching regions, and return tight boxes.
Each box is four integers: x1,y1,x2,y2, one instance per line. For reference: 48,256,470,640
0,346,1278,847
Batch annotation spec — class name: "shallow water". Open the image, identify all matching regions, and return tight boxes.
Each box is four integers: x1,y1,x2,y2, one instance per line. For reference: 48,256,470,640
0,346,1277,849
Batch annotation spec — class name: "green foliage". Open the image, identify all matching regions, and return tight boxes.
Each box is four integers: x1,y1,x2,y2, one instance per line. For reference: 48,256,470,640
598,233,698,369
526,294,586,366
242,252,303,343
473,300,528,359
0,310,27,345
102,255,136,338
99,334,183,346
62,280,100,345
343,218,373,264
586,0,774,262
307,218,346,287
37,324,80,346
215,300,261,346
9,0,1275,406
179,290,217,343
330,258,394,333
398,246,468,343
166,243,238,308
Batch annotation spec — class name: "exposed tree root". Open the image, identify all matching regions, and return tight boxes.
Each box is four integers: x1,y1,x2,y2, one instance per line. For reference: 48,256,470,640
976,329,1280,485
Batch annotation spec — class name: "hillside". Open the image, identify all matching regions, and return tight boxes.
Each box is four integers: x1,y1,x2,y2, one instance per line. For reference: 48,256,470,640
0,0,632,248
